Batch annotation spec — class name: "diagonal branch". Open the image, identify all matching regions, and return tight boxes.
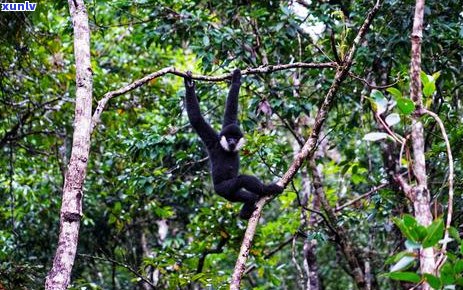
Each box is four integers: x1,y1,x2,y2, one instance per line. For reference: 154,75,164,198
230,1,382,289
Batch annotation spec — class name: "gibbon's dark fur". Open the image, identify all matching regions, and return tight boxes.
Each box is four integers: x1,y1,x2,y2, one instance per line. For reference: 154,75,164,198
184,69,283,219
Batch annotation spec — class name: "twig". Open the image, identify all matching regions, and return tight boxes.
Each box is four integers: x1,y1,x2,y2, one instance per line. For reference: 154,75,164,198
78,253,156,288
348,72,399,89
398,134,409,168
394,173,413,200
274,110,304,146
374,112,405,144
335,183,387,211
309,158,367,288
197,234,229,273
292,235,305,288
295,0,310,8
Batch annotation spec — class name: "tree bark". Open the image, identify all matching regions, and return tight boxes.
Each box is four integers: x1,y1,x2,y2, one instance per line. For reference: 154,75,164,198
408,0,436,287
45,0,93,289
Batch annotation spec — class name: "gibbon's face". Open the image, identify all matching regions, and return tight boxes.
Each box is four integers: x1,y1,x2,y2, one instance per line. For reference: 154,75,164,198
220,135,245,152
219,124,245,152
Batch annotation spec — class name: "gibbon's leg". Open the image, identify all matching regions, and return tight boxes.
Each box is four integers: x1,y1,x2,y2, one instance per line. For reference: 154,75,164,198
215,176,283,201
215,180,259,202
237,175,283,196
239,199,258,219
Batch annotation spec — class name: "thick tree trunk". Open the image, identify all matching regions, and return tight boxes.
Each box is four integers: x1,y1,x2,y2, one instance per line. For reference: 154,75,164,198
45,0,93,289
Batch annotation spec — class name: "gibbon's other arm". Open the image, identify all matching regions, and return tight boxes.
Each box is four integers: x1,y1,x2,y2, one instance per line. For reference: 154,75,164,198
222,69,241,128
184,72,218,147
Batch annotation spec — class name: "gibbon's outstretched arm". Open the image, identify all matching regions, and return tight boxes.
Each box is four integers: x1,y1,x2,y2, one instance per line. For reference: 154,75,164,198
222,69,241,128
184,72,218,147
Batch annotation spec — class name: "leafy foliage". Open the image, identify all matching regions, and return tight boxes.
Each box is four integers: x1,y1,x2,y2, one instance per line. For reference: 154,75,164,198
0,0,462,289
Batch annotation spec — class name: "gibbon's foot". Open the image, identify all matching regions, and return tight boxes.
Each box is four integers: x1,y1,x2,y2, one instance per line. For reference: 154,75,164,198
239,202,257,220
264,183,284,196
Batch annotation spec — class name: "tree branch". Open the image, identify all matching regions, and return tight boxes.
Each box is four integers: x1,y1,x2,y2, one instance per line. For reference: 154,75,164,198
90,62,337,132
348,72,399,89
229,1,382,288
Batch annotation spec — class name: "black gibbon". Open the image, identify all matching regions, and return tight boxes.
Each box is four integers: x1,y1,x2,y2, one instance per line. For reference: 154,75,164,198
184,69,283,219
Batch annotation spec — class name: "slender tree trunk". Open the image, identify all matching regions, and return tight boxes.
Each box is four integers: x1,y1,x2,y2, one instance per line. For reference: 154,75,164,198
304,174,321,290
409,0,435,287
45,0,93,289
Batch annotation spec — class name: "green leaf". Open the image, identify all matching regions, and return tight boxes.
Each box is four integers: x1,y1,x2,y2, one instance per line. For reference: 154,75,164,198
405,240,422,250
388,271,421,283
403,214,418,229
456,277,463,286
432,71,441,81
202,35,210,46
441,263,455,285
390,256,415,272
351,174,365,185
449,227,461,242
385,113,401,126
192,273,206,281
114,201,122,214
421,71,430,85
422,218,444,248
423,81,436,97
417,225,429,241
454,260,463,274
424,273,442,289
397,98,415,115
386,87,403,100
395,215,429,242
385,250,412,265
370,89,388,114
